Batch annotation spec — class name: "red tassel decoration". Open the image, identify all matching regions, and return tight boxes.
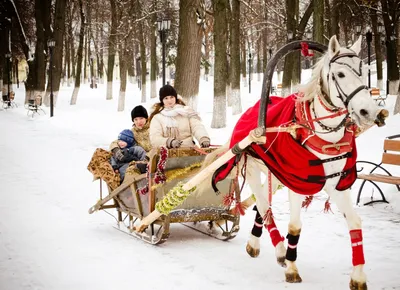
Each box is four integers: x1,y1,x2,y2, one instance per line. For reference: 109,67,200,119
232,201,246,216
324,198,333,213
302,195,313,209
263,208,274,225
223,193,235,207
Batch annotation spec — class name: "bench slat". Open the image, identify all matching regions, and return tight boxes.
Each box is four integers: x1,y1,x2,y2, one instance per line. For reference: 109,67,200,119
382,153,400,166
358,173,400,185
384,139,400,152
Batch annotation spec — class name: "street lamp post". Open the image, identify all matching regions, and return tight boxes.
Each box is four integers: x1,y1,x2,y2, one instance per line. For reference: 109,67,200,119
90,55,96,89
356,25,373,88
5,53,11,106
48,39,55,117
157,18,171,86
248,52,252,94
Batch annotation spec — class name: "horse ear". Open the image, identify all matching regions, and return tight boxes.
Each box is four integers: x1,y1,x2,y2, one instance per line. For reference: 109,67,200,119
349,36,362,55
328,35,341,58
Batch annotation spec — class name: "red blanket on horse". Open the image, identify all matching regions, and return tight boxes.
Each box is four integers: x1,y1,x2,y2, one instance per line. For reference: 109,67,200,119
213,94,357,195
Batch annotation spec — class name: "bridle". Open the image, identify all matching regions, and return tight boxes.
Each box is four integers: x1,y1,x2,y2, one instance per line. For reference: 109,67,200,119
312,51,368,133
327,52,368,108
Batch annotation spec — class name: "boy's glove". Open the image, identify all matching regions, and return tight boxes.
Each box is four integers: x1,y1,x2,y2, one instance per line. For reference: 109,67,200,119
112,147,124,161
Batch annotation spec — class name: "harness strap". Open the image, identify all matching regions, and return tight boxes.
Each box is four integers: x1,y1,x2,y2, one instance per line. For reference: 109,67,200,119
307,167,353,183
308,152,352,166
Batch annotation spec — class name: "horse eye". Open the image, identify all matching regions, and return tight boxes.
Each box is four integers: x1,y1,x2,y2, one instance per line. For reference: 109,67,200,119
338,72,345,78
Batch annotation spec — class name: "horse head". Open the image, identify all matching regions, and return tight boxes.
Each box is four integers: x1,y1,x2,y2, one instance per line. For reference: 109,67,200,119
320,35,388,127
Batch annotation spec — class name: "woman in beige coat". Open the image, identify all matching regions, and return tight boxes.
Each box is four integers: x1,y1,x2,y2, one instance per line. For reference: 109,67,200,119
149,85,210,149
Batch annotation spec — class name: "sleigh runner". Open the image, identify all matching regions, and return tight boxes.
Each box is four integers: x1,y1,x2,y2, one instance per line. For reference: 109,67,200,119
88,146,241,244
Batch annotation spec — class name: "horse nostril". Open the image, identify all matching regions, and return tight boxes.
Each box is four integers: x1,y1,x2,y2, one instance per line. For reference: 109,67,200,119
360,109,368,117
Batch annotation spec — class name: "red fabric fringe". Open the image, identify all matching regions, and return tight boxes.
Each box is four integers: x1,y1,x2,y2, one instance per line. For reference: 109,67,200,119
232,200,246,216
302,195,313,209
324,198,333,213
263,208,274,225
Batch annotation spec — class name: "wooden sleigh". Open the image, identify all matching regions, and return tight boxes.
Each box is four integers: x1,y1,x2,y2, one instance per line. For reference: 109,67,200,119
88,147,241,245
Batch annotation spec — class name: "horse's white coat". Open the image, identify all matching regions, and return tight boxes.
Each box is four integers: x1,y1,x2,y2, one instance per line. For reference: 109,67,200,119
246,35,385,288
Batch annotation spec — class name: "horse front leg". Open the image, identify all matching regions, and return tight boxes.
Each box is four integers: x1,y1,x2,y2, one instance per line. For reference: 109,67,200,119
285,190,303,283
329,189,367,290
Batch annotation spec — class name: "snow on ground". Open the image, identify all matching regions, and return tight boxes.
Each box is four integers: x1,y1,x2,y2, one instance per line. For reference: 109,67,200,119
1,74,400,290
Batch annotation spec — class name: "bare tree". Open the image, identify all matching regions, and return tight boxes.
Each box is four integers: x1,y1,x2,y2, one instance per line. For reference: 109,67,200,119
43,0,67,107
70,0,85,105
150,0,157,99
230,0,242,115
106,0,117,100
174,0,205,111
211,0,228,128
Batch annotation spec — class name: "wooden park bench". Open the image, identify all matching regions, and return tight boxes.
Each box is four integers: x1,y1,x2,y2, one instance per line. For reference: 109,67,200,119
25,95,45,117
370,88,387,106
271,83,283,95
356,134,400,205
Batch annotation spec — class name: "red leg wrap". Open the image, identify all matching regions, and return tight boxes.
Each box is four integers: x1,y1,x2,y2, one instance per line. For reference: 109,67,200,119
350,229,365,266
265,219,284,247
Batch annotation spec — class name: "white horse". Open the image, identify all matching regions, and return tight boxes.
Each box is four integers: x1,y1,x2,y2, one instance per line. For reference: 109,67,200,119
205,35,388,290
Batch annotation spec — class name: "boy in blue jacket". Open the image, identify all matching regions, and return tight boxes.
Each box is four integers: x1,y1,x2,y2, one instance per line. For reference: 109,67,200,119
110,129,147,181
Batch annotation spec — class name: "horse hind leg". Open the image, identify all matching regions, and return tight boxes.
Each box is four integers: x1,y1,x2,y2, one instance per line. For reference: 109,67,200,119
246,206,263,258
285,190,303,283
245,158,286,266
246,205,286,266
328,189,367,290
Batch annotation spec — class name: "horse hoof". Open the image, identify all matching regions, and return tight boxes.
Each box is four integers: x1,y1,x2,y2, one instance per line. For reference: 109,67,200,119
285,272,302,283
246,243,260,258
349,279,367,290
277,256,286,268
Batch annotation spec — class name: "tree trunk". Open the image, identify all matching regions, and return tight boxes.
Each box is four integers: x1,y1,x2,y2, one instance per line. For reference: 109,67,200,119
66,25,71,86
370,7,383,89
43,0,67,107
241,36,247,87
331,0,340,39
211,0,228,128
174,0,204,111
313,0,324,43
70,0,85,105
381,0,400,94
139,20,147,103
118,38,128,112
106,0,117,100
34,0,50,101
394,85,400,114
230,0,241,115
324,0,332,38
67,7,75,80
282,0,298,96
150,6,157,99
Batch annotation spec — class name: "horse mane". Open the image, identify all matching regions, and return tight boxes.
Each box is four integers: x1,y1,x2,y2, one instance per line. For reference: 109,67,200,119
297,54,325,103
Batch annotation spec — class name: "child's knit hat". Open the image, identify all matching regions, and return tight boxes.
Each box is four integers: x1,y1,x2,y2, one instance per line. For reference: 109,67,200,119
118,129,135,147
